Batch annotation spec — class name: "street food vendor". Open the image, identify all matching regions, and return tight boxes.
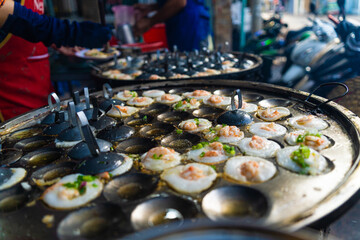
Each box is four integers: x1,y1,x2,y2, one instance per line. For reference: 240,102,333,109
134,0,210,51
0,0,111,121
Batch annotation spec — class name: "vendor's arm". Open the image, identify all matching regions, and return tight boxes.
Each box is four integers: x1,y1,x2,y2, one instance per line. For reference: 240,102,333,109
134,0,186,36
0,0,111,48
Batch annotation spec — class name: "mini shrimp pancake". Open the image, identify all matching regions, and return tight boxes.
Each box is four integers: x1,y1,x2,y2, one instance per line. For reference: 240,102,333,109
156,94,182,104
183,90,212,100
0,168,27,191
127,97,154,107
284,130,330,151
142,90,166,98
149,75,166,80
288,115,328,131
204,125,244,143
173,98,200,111
114,90,138,101
228,99,258,113
205,69,221,75
249,122,287,138
179,118,212,133
141,147,181,172
108,153,133,177
107,105,139,118
203,95,231,107
277,146,327,175
161,163,217,194
224,156,276,183
258,107,290,121
187,142,234,164
42,174,103,210
238,136,281,158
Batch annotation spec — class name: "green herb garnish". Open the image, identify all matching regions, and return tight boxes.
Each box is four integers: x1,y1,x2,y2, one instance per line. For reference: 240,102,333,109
174,101,183,110
296,132,322,143
200,152,205,157
210,165,217,171
176,129,183,134
222,124,227,127
143,115,148,121
209,128,216,134
131,91,137,97
210,136,219,143
152,154,163,160
92,183,98,188
62,175,97,195
290,144,310,168
194,118,200,126
223,144,235,155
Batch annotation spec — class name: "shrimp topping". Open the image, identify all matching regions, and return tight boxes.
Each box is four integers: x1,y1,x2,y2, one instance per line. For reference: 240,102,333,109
183,122,197,131
296,115,315,125
219,126,243,137
180,166,205,180
210,142,223,151
115,105,128,113
204,150,220,157
58,188,79,200
123,90,134,98
134,97,147,103
161,94,175,101
145,147,175,161
249,136,266,149
149,75,161,80
305,135,325,147
262,108,280,118
192,90,210,97
190,98,198,105
260,123,277,132
239,161,259,180
208,95,224,104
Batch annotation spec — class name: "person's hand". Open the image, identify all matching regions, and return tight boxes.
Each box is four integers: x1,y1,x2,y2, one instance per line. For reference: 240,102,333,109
52,45,84,56
134,18,153,36
133,3,158,19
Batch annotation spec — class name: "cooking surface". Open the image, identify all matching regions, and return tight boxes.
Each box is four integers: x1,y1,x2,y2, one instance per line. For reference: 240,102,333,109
0,80,360,239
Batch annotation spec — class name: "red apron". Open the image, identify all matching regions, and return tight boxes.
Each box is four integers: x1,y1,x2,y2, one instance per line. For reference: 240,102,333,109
0,0,53,121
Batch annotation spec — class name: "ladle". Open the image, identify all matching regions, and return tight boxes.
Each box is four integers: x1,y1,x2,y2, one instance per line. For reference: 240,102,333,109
217,89,253,126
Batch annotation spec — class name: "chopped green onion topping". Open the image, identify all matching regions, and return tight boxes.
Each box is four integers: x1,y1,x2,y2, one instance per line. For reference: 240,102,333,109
143,115,148,121
290,145,310,168
296,132,322,143
223,144,235,155
92,183,98,188
210,136,219,143
152,154,163,160
194,118,200,126
200,152,205,157
222,124,227,127
131,91,137,97
192,142,209,150
210,165,217,171
174,101,183,110
62,175,97,195
176,129,183,134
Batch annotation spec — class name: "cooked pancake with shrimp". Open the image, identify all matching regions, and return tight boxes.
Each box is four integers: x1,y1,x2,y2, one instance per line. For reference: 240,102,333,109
107,153,133,177
173,98,200,111
107,105,139,118
42,174,103,210
183,90,212,100
179,118,212,133
284,130,331,151
142,90,166,98
258,107,290,121
204,125,244,143
0,168,27,191
141,147,181,172
289,115,328,131
249,122,287,138
161,163,217,194
277,145,327,175
203,95,231,107
228,98,258,113
156,94,182,104
238,135,280,158
114,90,138,101
127,97,154,107
224,156,276,183
187,142,235,164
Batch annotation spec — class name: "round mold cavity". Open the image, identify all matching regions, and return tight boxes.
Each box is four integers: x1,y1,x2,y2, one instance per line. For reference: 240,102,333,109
161,132,201,153
97,125,135,143
192,107,224,121
19,147,63,167
258,98,294,108
157,111,192,125
104,173,159,204
213,89,236,96
202,185,269,220
116,137,157,154
76,152,124,175
89,116,117,132
0,148,22,166
0,184,30,212
139,103,170,117
68,139,112,161
5,127,43,144
243,93,264,102
130,195,198,231
57,203,130,240
124,114,154,127
139,123,175,138
43,122,71,136
169,88,195,94
13,136,54,152
30,162,76,187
